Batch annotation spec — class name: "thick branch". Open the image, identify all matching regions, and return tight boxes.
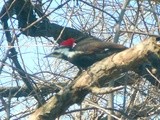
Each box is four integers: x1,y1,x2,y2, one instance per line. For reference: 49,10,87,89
0,0,86,42
72,37,160,89
0,83,60,98
29,37,160,120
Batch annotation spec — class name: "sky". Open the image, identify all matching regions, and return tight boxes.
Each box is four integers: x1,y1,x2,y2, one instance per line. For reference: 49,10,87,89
0,0,160,119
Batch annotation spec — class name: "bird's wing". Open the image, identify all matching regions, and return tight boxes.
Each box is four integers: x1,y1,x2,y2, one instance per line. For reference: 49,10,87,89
74,38,127,54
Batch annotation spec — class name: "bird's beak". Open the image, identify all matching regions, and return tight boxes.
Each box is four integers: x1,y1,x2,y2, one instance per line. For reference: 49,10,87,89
44,53,54,58
44,47,68,58
44,50,62,58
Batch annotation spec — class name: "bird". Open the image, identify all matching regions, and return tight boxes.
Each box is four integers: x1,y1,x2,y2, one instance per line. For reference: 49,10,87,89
45,37,127,70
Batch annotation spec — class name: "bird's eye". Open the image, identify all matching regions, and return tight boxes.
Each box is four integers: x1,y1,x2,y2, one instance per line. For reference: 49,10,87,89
54,46,60,50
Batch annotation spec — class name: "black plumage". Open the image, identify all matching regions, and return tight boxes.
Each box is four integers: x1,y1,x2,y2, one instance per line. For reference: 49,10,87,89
45,37,127,69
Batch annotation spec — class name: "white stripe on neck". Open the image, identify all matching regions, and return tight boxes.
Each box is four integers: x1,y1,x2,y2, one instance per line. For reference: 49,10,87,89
67,51,84,58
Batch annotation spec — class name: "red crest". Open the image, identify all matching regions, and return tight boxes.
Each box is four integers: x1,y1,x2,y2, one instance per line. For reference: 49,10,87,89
60,38,76,47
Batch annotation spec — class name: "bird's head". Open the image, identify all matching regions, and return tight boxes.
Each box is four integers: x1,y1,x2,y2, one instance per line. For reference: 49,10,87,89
45,38,76,59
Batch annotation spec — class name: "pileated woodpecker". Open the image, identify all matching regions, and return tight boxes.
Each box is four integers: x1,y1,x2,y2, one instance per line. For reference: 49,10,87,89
45,37,127,69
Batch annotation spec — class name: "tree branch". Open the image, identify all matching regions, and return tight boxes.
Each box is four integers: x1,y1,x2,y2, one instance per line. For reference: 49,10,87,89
0,0,87,42
0,83,60,98
29,37,160,120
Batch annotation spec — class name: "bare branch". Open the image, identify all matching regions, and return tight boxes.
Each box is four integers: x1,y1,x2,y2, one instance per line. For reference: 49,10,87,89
89,86,124,94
